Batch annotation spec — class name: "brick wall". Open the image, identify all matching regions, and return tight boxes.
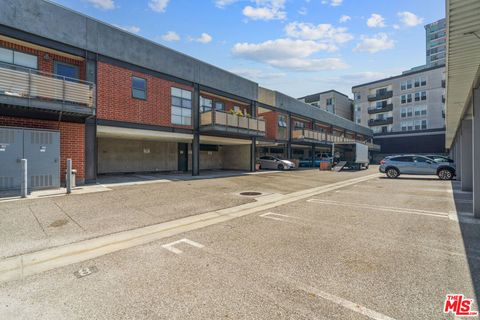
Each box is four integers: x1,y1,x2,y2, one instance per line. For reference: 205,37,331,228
0,116,85,182
258,110,287,141
0,39,85,79
97,62,194,129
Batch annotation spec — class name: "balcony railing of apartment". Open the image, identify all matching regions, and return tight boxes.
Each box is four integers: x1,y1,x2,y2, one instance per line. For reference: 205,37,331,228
291,129,359,144
368,117,393,126
367,90,393,102
367,104,393,114
200,110,266,136
0,62,95,115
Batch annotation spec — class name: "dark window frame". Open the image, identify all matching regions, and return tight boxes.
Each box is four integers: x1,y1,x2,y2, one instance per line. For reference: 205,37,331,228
132,76,147,100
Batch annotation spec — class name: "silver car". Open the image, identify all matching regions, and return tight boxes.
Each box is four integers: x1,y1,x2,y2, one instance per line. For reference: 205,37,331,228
258,156,295,170
379,154,456,180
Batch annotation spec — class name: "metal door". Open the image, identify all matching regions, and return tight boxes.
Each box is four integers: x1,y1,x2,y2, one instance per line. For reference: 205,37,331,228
178,143,188,172
23,129,60,189
0,127,23,190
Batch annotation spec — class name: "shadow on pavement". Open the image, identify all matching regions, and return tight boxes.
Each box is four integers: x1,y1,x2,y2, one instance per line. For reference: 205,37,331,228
451,180,480,305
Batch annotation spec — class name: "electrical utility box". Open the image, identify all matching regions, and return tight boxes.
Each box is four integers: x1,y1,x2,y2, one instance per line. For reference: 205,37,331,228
0,126,60,191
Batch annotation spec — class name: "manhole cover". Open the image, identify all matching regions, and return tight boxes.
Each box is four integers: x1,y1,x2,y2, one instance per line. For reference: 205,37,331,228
49,219,68,228
240,192,263,196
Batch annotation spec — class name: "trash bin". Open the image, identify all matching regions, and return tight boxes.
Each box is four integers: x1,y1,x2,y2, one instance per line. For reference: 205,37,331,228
65,169,77,188
319,161,331,171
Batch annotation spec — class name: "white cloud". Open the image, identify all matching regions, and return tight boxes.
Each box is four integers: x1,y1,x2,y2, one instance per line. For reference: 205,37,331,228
87,0,115,10
354,33,395,53
232,68,287,80
367,13,386,28
232,38,347,71
214,0,238,8
161,31,180,42
298,7,308,15
115,25,140,34
398,11,424,27
339,15,351,23
321,0,343,7
393,24,400,30
190,33,213,43
242,0,287,21
149,0,170,12
285,22,354,44
330,0,343,6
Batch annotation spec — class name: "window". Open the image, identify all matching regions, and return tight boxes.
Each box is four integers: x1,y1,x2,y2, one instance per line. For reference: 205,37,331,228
278,115,288,139
414,120,422,130
421,91,427,101
200,97,212,113
0,47,38,69
421,77,427,86
422,119,427,130
214,101,224,111
414,79,420,88
392,156,414,162
54,61,79,80
356,94,361,100
294,121,305,129
326,98,334,105
326,105,335,113
132,77,147,100
414,156,430,163
415,92,420,102
401,82,406,91
401,95,407,104
406,80,412,89
401,120,414,131
414,106,427,116
171,87,192,126
401,108,407,118
407,94,412,103
407,107,413,117
357,119,361,124
278,115,287,127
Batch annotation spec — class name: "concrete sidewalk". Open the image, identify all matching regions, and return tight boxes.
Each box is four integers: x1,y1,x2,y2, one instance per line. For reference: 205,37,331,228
0,168,376,259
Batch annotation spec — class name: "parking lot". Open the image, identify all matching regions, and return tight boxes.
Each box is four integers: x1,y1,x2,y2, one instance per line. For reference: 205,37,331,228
0,168,478,319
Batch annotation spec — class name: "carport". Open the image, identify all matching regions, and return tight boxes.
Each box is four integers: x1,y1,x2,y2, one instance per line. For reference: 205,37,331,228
197,135,253,172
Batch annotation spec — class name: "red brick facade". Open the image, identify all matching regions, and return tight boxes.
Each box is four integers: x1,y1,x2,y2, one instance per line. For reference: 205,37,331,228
97,62,194,129
257,110,289,141
0,116,85,182
0,39,85,79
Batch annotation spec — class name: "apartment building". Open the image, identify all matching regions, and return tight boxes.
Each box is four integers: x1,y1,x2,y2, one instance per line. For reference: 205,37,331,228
298,90,353,121
446,0,480,217
425,18,447,68
0,0,373,191
352,65,445,160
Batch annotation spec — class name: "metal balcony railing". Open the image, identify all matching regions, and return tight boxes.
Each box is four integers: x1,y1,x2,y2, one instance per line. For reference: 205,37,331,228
200,110,266,135
0,62,95,109
367,90,393,101
368,117,393,126
367,104,393,114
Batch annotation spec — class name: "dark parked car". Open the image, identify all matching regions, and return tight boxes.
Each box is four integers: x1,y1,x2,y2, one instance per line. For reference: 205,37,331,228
379,154,456,180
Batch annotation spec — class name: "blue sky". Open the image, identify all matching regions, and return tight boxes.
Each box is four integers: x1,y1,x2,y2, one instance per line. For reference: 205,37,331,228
51,0,445,98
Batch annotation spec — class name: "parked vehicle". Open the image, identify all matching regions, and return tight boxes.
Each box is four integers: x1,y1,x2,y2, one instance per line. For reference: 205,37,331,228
258,156,296,170
425,155,455,163
379,155,456,180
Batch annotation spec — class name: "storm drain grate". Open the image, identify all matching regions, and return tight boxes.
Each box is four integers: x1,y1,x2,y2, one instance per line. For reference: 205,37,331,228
74,266,99,279
239,192,263,196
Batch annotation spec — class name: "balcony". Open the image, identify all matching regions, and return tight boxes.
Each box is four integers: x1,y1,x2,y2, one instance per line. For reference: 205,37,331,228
292,128,324,142
0,62,95,116
367,90,393,101
367,104,393,114
200,110,266,137
368,117,393,126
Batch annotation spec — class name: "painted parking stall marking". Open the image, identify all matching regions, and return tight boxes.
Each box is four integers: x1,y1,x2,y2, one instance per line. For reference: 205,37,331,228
259,212,292,221
162,238,204,254
307,199,450,219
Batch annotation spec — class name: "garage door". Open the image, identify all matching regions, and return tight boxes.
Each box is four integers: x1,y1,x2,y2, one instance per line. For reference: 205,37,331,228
0,126,60,191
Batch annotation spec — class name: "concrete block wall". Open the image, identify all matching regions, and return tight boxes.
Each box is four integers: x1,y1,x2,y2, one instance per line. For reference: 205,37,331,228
97,138,178,174
222,145,251,171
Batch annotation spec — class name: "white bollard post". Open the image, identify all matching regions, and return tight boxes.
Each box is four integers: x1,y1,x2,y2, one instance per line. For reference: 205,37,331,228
66,159,72,194
21,159,27,198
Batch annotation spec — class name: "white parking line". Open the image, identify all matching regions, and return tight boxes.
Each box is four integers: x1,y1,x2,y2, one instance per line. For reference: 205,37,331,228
297,283,396,320
307,199,450,219
161,238,204,254
259,212,292,221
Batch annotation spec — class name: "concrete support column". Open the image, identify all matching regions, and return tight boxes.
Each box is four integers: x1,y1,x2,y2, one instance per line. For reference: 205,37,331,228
287,112,292,159
473,87,480,218
461,119,473,191
311,145,315,167
192,84,200,176
456,135,462,180
250,137,257,172
85,118,97,183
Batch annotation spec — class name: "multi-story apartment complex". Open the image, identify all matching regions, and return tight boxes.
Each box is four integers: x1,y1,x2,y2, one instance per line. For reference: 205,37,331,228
298,90,353,121
425,18,447,68
352,65,445,160
0,0,373,191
